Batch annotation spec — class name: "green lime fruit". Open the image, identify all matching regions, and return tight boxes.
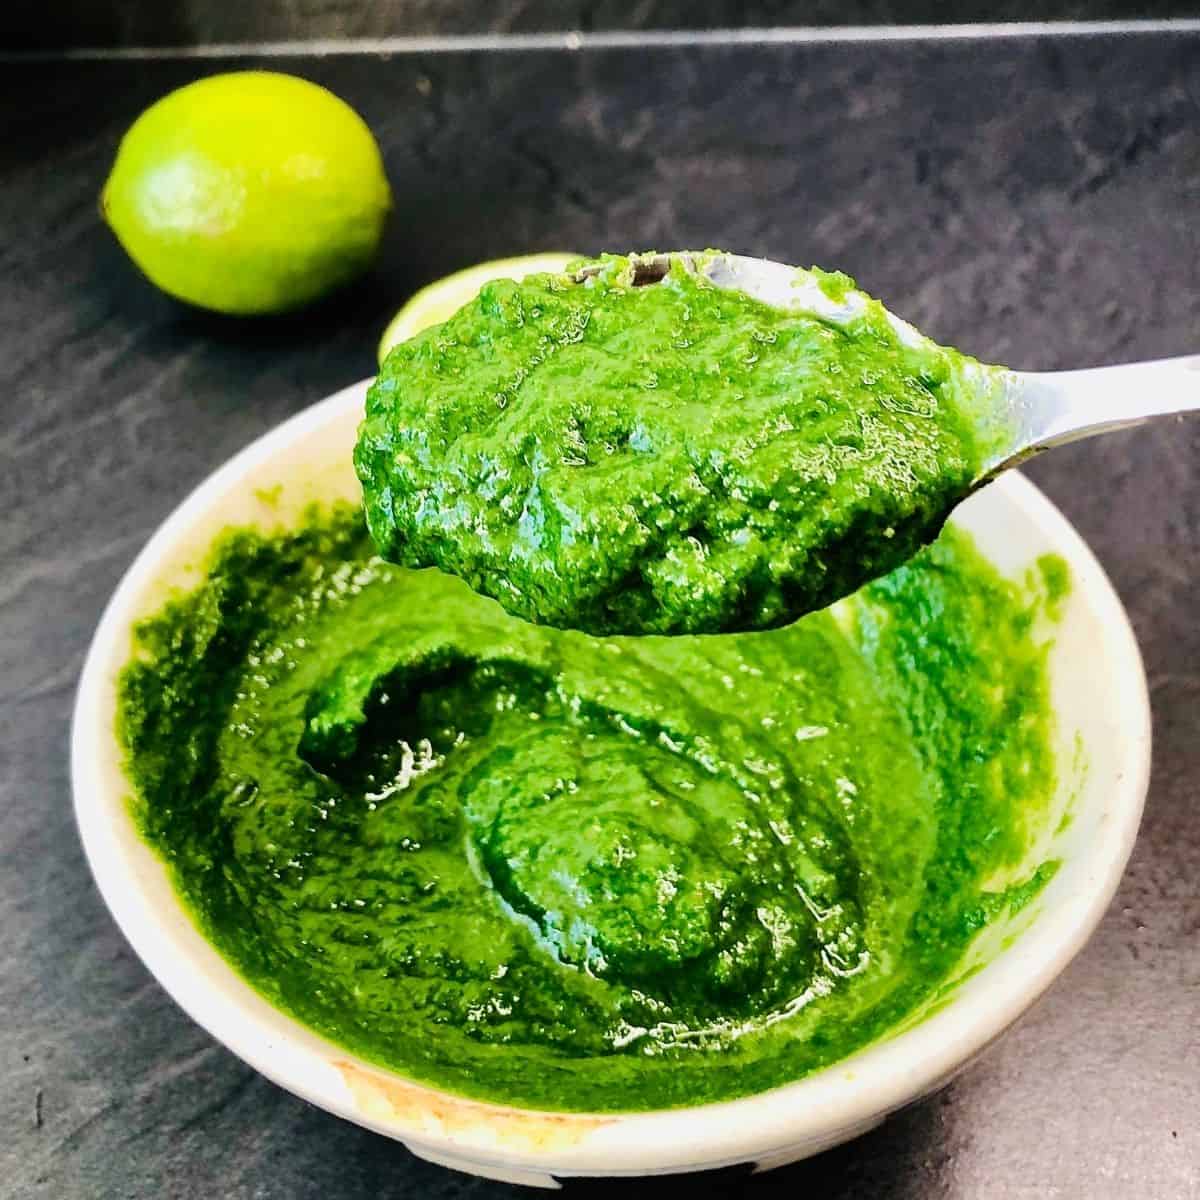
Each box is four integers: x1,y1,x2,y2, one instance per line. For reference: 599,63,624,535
101,71,392,315
377,252,580,364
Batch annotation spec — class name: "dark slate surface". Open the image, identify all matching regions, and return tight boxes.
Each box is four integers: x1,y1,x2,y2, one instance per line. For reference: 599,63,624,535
2,31,1198,1200
7,0,1200,52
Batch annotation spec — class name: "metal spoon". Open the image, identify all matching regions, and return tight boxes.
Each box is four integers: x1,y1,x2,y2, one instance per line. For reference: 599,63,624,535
574,251,1200,483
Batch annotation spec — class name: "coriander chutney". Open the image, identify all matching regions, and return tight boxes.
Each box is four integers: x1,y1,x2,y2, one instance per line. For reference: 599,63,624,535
118,507,1063,1113
356,253,996,636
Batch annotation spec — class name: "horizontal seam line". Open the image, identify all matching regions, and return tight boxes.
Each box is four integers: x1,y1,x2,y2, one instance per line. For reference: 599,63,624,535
5,20,1200,61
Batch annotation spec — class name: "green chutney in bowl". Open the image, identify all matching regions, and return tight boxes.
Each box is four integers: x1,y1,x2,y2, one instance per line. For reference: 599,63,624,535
74,367,1148,1184
117,501,1064,1112
113,257,1079,1118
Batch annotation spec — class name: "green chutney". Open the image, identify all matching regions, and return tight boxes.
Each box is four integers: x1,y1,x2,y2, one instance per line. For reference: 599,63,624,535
118,507,1062,1112
356,253,1000,636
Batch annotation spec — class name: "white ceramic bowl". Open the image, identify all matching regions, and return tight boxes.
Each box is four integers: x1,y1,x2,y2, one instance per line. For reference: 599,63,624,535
72,379,1151,1189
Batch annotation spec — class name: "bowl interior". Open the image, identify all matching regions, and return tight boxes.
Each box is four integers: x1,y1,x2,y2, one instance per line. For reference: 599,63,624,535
72,379,1150,1184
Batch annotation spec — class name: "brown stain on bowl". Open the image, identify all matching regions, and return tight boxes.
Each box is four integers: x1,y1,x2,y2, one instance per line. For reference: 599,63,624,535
335,1061,612,1150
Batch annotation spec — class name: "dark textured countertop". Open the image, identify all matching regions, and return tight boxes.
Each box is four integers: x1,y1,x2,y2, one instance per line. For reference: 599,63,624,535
2,29,1198,1200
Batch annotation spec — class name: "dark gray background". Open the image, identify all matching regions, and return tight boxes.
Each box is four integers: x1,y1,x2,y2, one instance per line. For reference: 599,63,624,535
4,0,1200,50
2,27,1198,1200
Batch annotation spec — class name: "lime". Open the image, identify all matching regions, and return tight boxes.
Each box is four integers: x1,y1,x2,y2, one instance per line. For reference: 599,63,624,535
101,71,392,315
377,252,580,364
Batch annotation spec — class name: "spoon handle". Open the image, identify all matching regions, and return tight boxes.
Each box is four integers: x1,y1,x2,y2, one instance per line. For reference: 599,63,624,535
995,355,1200,470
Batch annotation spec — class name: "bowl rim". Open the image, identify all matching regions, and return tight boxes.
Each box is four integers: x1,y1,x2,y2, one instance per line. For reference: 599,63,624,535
71,377,1151,1178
